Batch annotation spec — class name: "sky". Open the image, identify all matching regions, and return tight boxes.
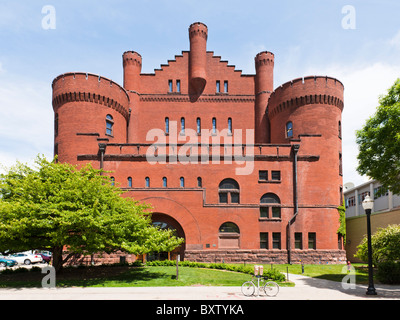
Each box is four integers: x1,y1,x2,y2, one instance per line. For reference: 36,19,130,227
0,0,399,187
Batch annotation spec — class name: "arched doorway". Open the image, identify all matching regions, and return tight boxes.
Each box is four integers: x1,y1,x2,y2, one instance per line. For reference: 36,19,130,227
147,213,186,261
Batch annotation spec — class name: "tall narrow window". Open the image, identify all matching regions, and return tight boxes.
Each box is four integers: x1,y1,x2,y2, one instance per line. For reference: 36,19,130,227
145,177,150,188
224,81,228,93
295,233,303,249
197,118,201,135
228,118,232,134
162,177,167,188
260,233,269,249
272,233,281,249
165,117,169,135
197,177,202,187
168,80,173,92
216,80,220,93
176,80,181,93
111,177,115,186
338,121,342,138
286,121,293,138
180,177,185,188
212,117,217,134
54,113,59,137
181,117,185,135
308,233,316,249
127,177,132,188
106,114,114,136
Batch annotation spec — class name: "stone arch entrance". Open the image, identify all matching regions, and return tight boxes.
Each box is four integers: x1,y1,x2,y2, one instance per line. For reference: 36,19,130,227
147,213,186,261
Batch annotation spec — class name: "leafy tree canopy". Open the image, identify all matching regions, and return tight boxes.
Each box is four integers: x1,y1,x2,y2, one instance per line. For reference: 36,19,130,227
0,156,183,271
356,78,400,195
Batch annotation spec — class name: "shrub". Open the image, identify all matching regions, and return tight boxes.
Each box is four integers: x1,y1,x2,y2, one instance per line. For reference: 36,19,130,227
355,224,400,265
376,261,400,284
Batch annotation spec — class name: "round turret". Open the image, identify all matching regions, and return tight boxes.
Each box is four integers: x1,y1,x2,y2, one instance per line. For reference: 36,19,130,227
188,22,208,94
122,51,142,92
52,72,130,164
254,51,274,143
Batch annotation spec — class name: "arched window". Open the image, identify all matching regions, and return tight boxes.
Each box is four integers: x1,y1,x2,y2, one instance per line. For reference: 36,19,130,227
196,117,201,135
197,177,202,188
180,177,185,188
218,222,240,249
106,114,114,136
162,177,167,188
110,176,115,186
180,117,185,135
165,117,169,135
260,193,281,218
219,178,239,204
219,222,240,234
228,118,232,134
145,177,150,188
127,177,132,188
286,121,293,138
212,117,217,134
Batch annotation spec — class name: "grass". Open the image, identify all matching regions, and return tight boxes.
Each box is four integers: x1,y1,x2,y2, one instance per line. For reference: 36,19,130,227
0,263,373,288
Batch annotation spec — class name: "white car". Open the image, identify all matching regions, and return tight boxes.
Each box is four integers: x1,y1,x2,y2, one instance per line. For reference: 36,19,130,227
8,253,43,265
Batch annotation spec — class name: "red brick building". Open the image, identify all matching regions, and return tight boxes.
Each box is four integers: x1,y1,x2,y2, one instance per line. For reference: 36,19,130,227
52,22,346,264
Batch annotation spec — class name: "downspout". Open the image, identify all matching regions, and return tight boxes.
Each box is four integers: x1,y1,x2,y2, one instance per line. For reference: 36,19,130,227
287,144,300,264
98,143,107,175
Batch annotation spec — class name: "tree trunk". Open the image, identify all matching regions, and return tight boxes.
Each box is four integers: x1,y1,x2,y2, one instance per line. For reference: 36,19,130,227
52,246,64,273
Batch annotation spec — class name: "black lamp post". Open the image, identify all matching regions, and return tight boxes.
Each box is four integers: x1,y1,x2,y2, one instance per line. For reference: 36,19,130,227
361,194,377,295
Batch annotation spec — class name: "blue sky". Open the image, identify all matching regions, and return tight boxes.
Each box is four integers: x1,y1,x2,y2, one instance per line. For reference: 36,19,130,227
0,0,400,187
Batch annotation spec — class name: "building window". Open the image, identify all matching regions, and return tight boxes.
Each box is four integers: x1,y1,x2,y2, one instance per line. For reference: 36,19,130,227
219,222,240,233
168,80,173,92
260,193,281,218
181,117,185,135
259,170,268,181
176,80,181,93
106,114,114,136
54,113,58,136
145,177,150,188
127,177,132,188
260,233,269,249
165,117,169,135
224,81,228,93
180,177,185,188
338,121,342,138
272,233,281,249
212,117,217,134
196,118,201,135
286,121,293,138
110,177,115,186
219,178,240,204
163,177,167,188
216,80,220,93
197,177,202,188
339,153,343,176
228,118,232,134
271,171,281,181
308,233,316,249
295,233,302,249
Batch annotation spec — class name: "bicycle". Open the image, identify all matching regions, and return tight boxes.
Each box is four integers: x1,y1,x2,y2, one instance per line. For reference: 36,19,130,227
241,275,279,297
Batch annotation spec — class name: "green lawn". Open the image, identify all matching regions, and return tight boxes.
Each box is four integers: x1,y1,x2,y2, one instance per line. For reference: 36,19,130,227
0,263,371,288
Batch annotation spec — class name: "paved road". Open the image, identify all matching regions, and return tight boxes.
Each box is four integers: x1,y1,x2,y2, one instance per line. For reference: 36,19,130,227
0,273,399,300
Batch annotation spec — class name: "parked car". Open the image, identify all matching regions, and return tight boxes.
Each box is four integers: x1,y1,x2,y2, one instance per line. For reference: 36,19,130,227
39,253,52,264
8,253,43,265
0,257,17,267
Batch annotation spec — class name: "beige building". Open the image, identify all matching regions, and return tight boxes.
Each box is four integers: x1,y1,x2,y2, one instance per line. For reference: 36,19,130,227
344,180,400,262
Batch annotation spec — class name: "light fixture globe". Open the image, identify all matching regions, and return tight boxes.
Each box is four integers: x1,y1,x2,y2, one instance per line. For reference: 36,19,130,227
362,194,374,211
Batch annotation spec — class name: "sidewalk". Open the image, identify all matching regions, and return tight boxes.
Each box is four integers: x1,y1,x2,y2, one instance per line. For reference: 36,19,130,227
0,273,399,300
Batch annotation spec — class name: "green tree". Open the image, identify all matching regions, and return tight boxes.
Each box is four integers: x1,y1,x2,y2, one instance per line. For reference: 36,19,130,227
354,224,400,265
356,78,400,195
0,156,183,272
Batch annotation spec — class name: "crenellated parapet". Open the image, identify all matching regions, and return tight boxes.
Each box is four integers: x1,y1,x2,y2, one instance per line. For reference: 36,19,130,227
52,72,130,120
268,76,344,119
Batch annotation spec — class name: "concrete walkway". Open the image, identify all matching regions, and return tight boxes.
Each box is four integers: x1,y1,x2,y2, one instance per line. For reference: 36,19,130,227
0,273,399,300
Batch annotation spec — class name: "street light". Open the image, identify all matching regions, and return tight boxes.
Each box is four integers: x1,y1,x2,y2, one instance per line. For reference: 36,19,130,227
361,194,377,295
